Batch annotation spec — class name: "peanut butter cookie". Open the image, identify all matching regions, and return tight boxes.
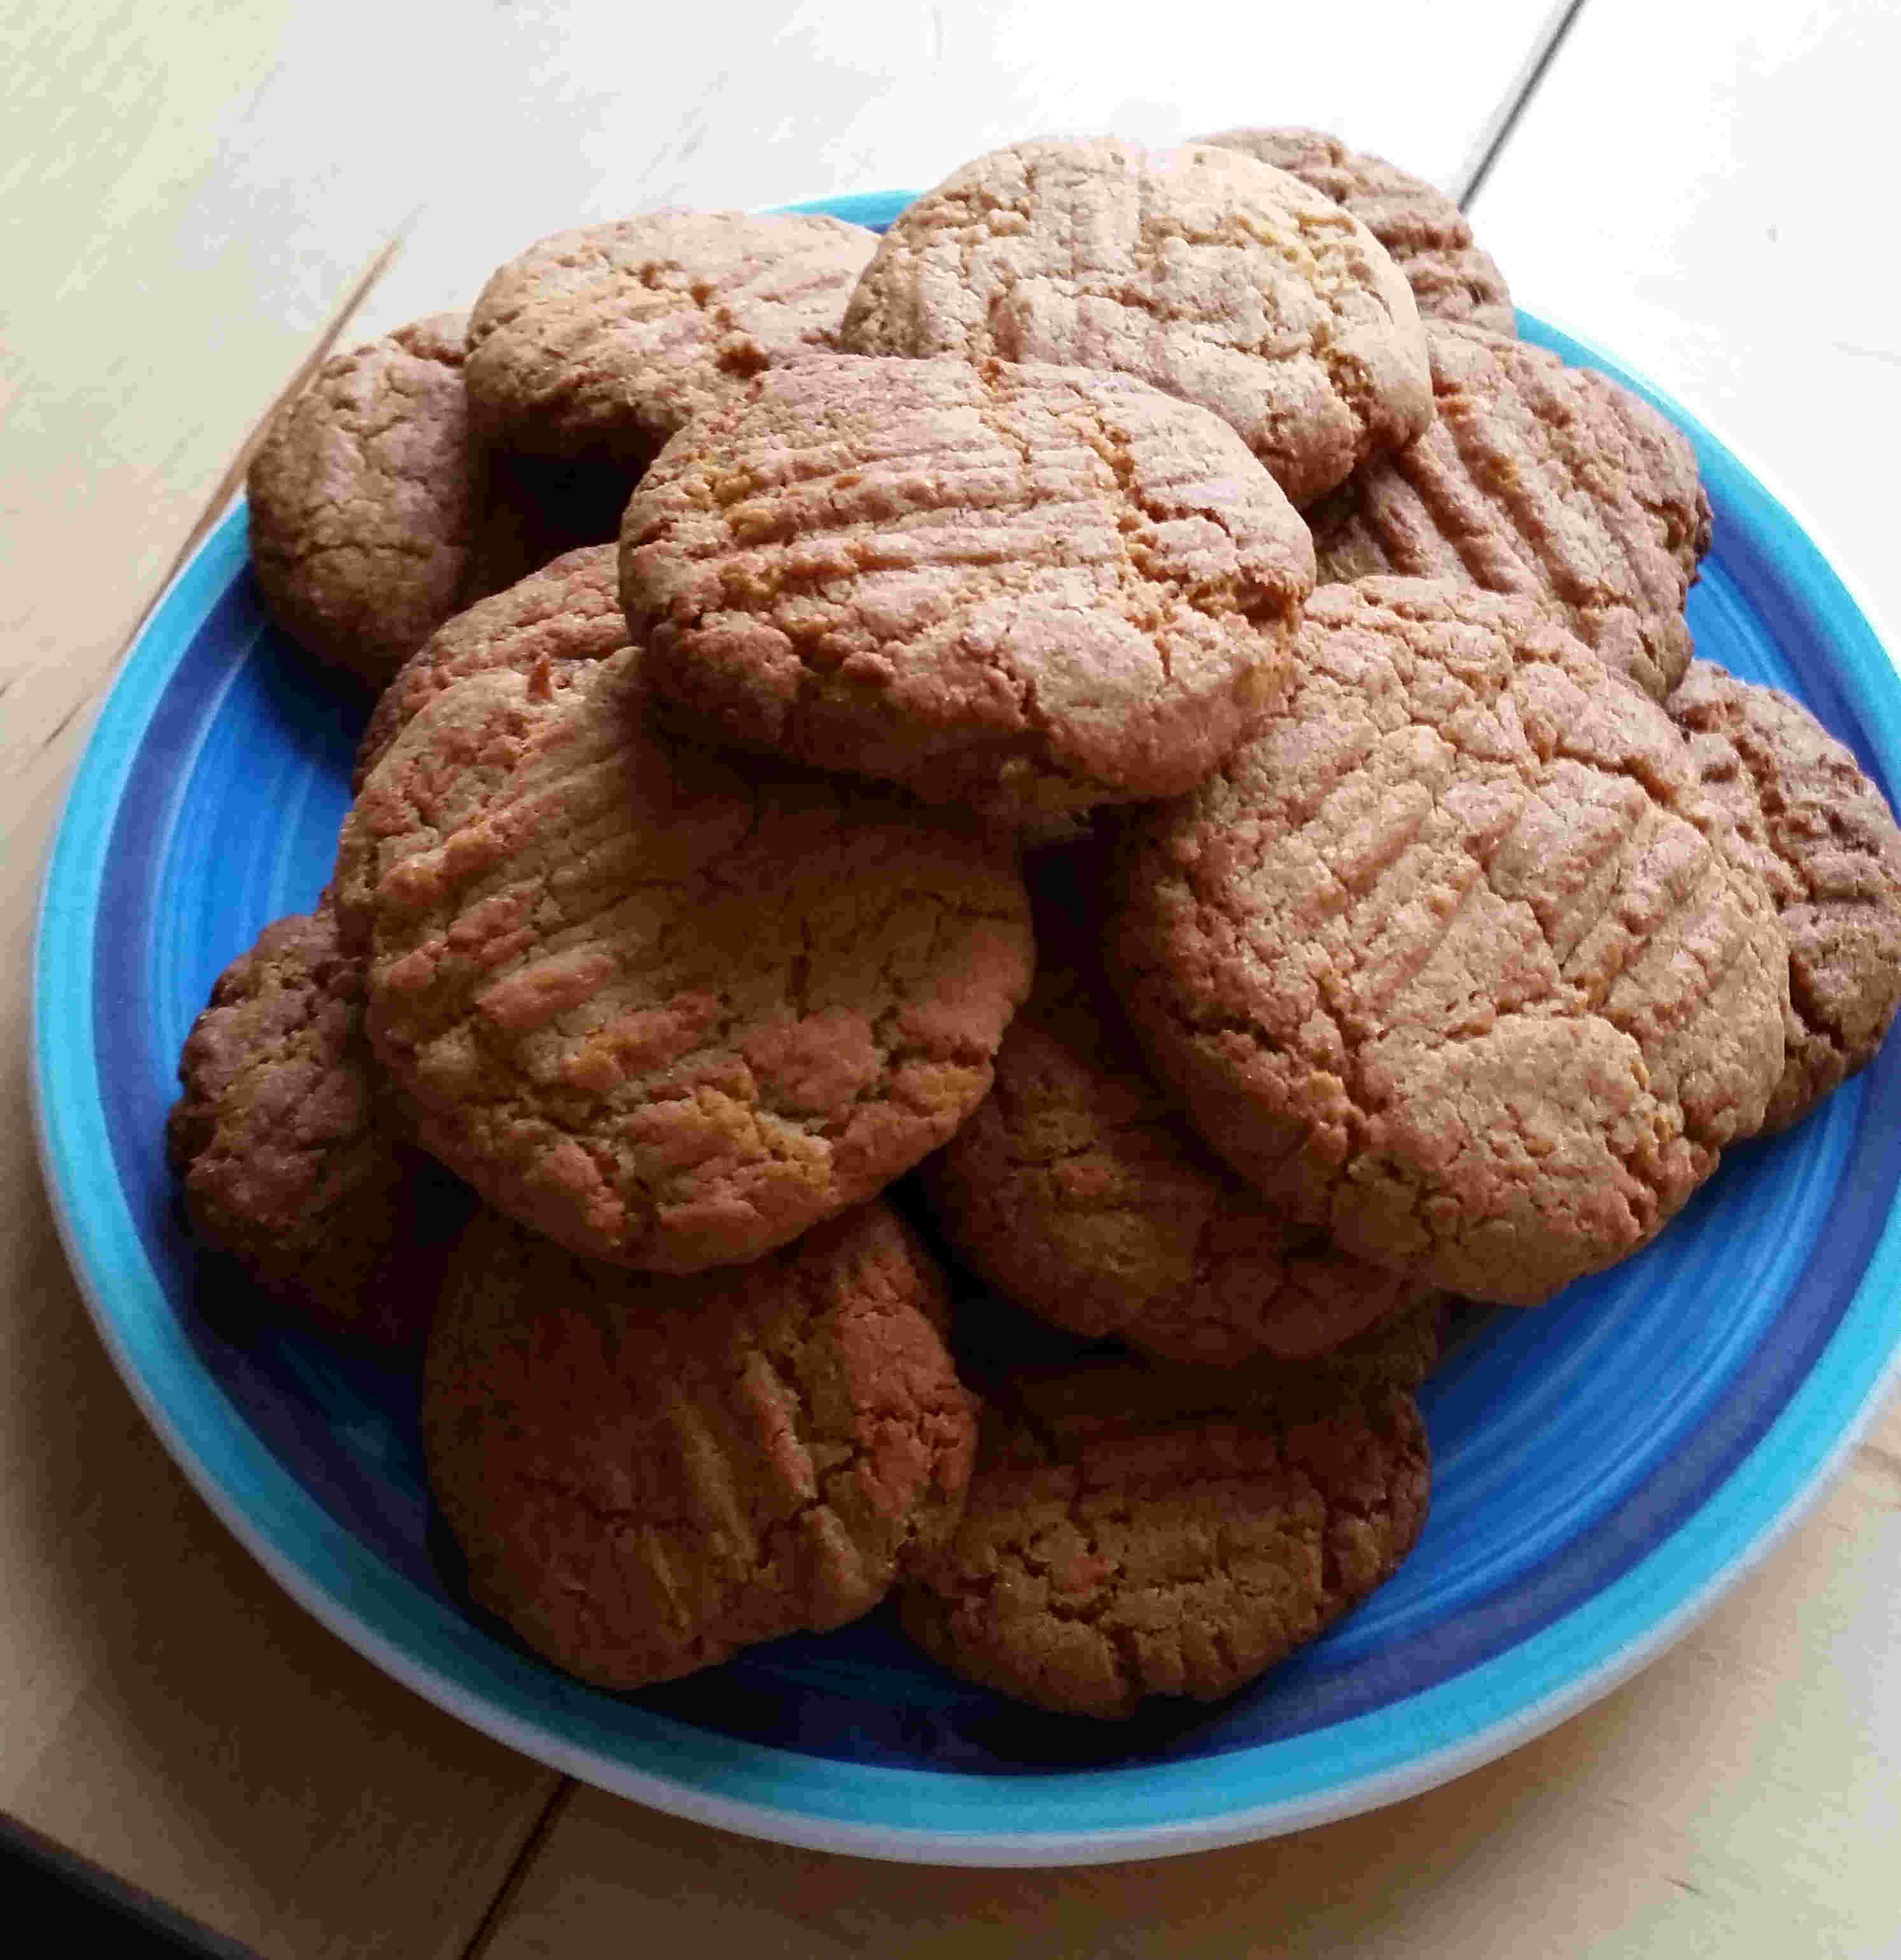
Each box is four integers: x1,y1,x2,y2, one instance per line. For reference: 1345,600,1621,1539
1201,127,1514,335
1309,324,1712,700
167,903,468,1350
464,210,877,479
247,314,487,687
354,543,629,787
623,354,1314,822
335,647,1033,1271
426,1201,975,1690
838,137,1431,505
900,1360,1429,1718
1670,659,1901,1130
924,852,1433,1363
1111,580,1789,1305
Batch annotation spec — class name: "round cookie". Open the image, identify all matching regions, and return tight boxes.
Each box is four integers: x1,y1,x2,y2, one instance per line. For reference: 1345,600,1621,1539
335,644,1034,1271
355,543,629,787
464,210,878,479
837,137,1431,506
1200,127,1515,335
1669,658,1901,1131
900,1362,1429,1718
1308,323,1713,701
425,1201,977,1690
166,904,469,1350
623,354,1314,822
248,314,484,688
923,853,1433,1364
1110,580,1790,1306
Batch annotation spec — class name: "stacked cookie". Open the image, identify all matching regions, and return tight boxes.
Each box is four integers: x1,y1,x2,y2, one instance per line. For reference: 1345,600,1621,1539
174,130,1901,1720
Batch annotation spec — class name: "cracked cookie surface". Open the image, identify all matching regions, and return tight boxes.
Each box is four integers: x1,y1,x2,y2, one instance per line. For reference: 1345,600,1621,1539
1201,127,1514,335
425,1200,976,1689
356,543,630,787
464,210,877,477
1110,580,1788,1305
838,137,1431,506
1308,325,1712,700
1670,658,1901,1130
166,903,468,1350
623,354,1314,821
924,850,1433,1362
900,1359,1428,1718
248,314,493,688
335,645,1033,1270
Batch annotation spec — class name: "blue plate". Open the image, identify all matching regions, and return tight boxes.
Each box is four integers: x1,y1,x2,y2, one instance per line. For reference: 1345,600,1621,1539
32,191,1901,1865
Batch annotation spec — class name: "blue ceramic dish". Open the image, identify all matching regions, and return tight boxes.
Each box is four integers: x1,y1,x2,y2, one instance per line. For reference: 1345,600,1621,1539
32,191,1901,1865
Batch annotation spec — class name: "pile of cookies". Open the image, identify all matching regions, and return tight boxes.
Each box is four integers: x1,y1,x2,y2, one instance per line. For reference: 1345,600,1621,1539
170,132,1901,1721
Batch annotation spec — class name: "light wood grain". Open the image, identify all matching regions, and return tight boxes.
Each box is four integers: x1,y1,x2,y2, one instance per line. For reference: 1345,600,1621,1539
0,0,405,817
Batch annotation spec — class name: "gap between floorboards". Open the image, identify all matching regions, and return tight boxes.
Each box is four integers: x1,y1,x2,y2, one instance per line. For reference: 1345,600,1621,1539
459,1780,577,1960
1454,0,1591,209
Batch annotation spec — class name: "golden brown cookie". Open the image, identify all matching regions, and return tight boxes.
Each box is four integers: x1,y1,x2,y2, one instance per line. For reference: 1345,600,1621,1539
900,1360,1429,1718
1110,580,1790,1306
247,314,487,687
1308,325,1713,701
425,1201,976,1690
463,210,878,480
247,313,608,689
354,543,629,788
166,904,469,1350
623,354,1314,822
1200,127,1514,335
838,137,1431,506
1669,659,1901,1130
923,851,1433,1363
335,645,1034,1271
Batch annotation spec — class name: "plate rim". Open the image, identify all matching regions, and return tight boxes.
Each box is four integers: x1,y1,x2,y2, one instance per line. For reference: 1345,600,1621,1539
31,239,1901,1865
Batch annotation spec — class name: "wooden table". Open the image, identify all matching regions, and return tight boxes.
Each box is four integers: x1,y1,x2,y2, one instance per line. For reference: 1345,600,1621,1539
5,3,1899,1952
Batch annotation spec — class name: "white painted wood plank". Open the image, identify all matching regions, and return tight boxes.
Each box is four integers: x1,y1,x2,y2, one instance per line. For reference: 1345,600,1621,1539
1468,0,1901,657
350,0,1577,339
